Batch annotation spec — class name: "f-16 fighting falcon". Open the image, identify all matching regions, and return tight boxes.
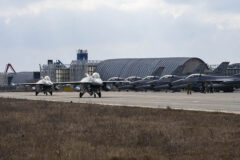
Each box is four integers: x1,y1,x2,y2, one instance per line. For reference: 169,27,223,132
128,76,159,91
144,75,184,91
59,72,127,98
117,76,159,91
169,62,231,91
117,76,142,91
171,73,240,92
19,76,58,96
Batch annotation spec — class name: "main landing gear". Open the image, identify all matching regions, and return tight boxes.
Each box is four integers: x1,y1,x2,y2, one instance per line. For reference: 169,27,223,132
79,91,101,98
35,91,53,96
93,92,101,98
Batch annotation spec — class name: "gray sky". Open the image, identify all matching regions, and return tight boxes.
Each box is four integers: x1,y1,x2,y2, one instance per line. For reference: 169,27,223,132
0,0,240,71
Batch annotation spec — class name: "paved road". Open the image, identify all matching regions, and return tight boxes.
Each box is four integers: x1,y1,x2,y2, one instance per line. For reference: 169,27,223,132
0,91,240,114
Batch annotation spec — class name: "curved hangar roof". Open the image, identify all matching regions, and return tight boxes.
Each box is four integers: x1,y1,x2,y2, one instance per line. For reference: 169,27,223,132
95,57,208,80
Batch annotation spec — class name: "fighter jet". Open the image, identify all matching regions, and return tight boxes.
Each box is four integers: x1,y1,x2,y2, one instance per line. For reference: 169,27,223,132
107,77,129,90
131,75,176,91
130,76,160,91
59,72,127,98
117,76,142,91
117,76,160,91
171,73,240,92
169,62,231,91
142,75,184,91
19,76,59,96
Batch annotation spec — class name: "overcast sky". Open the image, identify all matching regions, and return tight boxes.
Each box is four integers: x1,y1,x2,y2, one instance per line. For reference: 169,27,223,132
0,0,240,71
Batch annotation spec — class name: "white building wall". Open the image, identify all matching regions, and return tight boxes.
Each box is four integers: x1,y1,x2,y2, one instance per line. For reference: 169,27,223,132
0,73,7,86
70,60,88,81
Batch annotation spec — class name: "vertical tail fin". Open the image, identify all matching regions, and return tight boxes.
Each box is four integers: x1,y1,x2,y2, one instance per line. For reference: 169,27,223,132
212,62,229,76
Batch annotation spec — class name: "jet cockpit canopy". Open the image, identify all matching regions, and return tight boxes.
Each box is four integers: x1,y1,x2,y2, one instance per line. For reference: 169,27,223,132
108,77,124,81
143,76,159,80
92,72,100,79
125,76,142,82
186,74,205,79
160,75,174,79
44,76,51,81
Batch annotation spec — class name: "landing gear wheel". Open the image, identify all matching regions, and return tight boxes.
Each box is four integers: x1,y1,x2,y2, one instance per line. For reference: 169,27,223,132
50,91,53,96
79,92,83,98
94,93,96,98
98,92,101,98
35,92,39,96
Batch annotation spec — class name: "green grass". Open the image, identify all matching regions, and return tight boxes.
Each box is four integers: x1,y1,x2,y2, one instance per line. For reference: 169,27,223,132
0,98,240,160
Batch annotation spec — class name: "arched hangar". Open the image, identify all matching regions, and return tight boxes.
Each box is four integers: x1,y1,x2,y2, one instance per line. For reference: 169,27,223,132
95,57,208,80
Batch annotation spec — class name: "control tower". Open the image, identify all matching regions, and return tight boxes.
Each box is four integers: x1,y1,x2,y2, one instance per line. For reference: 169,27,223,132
77,49,88,62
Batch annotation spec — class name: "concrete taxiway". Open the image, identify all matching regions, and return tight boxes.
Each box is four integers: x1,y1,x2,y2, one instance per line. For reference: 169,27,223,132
0,91,240,114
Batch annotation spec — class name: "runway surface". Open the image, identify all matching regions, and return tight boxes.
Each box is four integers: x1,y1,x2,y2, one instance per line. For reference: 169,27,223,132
0,91,240,114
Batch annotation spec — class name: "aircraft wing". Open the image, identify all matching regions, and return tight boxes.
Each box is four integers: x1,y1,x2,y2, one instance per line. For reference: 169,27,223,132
103,80,129,84
18,83,38,86
54,81,92,85
222,80,240,85
198,77,240,86
201,77,233,83
53,81,130,88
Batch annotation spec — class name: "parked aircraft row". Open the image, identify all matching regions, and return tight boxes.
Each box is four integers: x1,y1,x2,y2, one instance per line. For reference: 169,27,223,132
19,62,240,98
110,62,234,92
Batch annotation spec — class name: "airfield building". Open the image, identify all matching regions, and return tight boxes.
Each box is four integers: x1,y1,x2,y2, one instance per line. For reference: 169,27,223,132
0,73,6,86
95,57,209,80
40,49,100,82
225,63,240,76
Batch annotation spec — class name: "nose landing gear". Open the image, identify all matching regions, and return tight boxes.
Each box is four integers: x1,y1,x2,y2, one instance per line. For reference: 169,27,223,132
79,92,84,98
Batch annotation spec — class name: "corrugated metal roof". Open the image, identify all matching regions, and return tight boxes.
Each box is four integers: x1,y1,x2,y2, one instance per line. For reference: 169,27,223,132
95,57,206,80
